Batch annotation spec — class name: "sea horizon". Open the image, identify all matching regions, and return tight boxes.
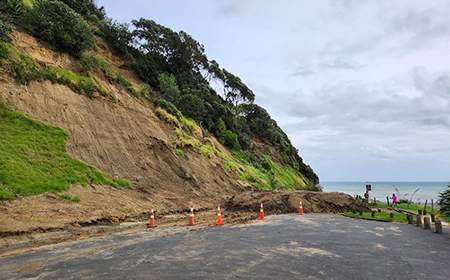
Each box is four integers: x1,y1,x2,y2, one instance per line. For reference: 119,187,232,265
320,181,449,203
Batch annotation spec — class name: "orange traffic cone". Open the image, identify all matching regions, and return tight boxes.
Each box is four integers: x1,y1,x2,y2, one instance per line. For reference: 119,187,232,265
187,205,195,226
216,204,224,225
258,202,266,220
299,200,304,215
147,206,157,228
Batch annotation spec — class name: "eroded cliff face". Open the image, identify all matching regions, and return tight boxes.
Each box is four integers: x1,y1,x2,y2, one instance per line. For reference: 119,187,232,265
0,30,256,233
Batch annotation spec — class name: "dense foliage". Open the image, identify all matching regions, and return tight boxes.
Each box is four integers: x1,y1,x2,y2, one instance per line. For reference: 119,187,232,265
3,0,320,187
0,0,26,41
0,19,13,41
28,0,94,56
58,0,106,21
438,184,450,218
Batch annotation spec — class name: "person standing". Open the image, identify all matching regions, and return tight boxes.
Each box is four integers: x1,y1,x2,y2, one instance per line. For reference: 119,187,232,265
391,194,398,207
364,191,370,204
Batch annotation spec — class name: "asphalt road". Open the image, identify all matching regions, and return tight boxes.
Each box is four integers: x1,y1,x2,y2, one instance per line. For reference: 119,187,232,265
1,214,449,280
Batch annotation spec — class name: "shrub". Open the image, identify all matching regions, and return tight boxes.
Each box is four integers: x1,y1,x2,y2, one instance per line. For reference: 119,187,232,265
158,73,180,103
59,194,80,202
223,130,241,150
0,42,10,61
199,145,214,158
79,52,99,73
154,107,180,127
0,0,26,20
101,18,133,56
136,54,167,86
438,184,450,218
155,99,181,119
28,0,95,57
114,179,132,189
176,94,206,121
12,53,43,85
58,0,105,20
176,149,184,158
0,19,13,42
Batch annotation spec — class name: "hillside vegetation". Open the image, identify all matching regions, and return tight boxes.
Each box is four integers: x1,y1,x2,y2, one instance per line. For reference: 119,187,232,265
0,0,320,201
0,101,131,200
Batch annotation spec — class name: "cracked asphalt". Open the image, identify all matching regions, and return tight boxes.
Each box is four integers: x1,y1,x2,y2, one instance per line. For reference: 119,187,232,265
1,214,449,279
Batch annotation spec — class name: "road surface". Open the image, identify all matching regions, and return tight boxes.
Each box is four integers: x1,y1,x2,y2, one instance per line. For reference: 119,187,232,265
1,214,449,279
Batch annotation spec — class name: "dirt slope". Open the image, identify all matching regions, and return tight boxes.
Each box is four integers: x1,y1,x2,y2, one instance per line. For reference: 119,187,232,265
0,31,364,242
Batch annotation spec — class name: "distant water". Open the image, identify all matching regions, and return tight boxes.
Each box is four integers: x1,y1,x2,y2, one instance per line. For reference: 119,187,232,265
321,182,449,204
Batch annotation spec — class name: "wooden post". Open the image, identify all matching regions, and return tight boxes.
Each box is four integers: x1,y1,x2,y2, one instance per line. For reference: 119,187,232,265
423,217,431,229
407,214,413,224
371,211,375,217
374,197,377,206
389,213,394,219
424,200,428,216
435,220,443,233
386,196,389,206
418,209,422,215
431,199,434,213
359,210,363,216
416,215,422,227
431,213,435,223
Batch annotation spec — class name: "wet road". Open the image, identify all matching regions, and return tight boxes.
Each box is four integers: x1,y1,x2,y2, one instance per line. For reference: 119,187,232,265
1,214,449,279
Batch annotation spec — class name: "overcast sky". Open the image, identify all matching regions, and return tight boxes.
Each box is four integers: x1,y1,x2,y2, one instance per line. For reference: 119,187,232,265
98,0,450,182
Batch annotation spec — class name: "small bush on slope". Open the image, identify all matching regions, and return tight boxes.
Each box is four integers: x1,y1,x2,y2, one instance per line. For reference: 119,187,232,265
28,0,94,57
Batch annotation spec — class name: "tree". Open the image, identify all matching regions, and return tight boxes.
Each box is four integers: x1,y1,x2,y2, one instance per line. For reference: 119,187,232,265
223,69,255,107
131,19,207,76
59,0,106,20
29,0,95,57
438,184,450,218
101,18,133,56
176,94,206,121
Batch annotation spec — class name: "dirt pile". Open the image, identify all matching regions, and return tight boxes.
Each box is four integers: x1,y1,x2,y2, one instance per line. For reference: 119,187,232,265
225,191,369,214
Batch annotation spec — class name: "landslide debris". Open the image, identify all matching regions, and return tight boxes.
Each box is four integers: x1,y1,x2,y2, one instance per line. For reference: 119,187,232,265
225,191,369,214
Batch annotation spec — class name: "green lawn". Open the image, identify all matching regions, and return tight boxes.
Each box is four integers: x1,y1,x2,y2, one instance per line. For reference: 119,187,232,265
0,102,130,200
345,211,409,222
371,201,439,215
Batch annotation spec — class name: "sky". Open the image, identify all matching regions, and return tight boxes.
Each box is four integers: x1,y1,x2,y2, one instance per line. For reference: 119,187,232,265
97,0,450,182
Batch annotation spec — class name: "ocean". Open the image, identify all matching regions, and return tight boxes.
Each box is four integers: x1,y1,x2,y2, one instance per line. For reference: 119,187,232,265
321,181,449,204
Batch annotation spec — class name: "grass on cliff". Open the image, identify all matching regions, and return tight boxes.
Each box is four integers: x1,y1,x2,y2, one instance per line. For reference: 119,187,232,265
230,151,309,190
0,102,131,200
0,42,114,98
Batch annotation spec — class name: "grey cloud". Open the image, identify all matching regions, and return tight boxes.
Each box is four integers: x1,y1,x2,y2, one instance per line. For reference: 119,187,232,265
329,0,369,10
318,58,362,71
384,7,449,49
290,67,316,77
291,58,362,77
216,0,256,17
416,117,450,128
410,67,450,98
261,67,450,138
322,2,450,58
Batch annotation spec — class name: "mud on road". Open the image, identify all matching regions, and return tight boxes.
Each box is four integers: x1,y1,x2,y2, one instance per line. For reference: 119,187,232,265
0,190,368,252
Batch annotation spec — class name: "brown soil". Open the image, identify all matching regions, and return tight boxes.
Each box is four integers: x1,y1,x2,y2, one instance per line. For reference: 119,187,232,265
0,31,368,251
